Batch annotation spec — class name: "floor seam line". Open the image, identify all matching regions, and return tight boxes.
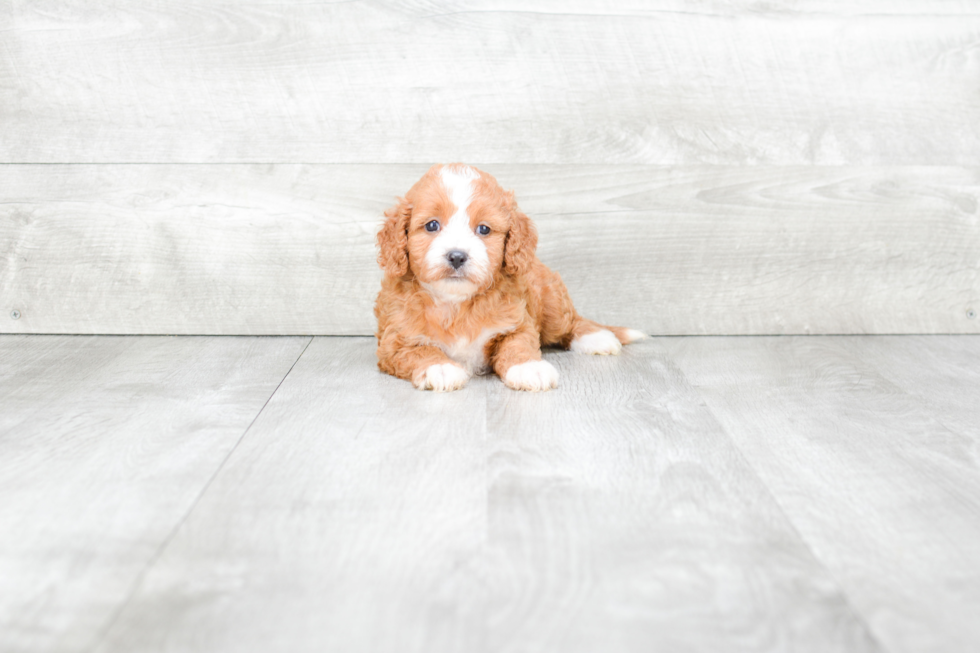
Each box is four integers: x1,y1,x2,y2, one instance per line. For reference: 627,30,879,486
697,405,889,651
0,337,142,441
83,335,314,653
659,342,893,653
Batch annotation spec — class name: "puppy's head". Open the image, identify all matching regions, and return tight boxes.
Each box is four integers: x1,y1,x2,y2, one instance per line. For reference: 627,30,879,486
378,163,537,302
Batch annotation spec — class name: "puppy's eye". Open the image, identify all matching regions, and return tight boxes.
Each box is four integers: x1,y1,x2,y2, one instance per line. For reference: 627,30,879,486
476,224,491,236
424,220,440,232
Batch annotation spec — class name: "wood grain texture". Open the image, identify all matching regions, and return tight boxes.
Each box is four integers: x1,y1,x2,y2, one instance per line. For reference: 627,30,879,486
6,334,980,651
91,337,490,653
832,335,980,438
1,1,978,164
0,335,309,653
663,335,980,653
2,164,978,335
483,343,879,652
90,337,880,653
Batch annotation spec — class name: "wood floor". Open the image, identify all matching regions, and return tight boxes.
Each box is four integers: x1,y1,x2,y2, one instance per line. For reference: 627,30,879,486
2,334,978,653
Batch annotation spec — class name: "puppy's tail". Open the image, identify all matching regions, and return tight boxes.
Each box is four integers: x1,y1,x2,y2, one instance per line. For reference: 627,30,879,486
567,317,647,354
606,325,648,345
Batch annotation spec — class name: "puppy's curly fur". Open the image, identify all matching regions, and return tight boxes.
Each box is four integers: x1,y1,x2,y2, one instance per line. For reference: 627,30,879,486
375,163,644,392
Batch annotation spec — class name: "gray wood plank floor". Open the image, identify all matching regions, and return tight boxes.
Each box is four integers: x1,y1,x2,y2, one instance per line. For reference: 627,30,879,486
662,336,980,653
2,335,978,652
0,336,311,653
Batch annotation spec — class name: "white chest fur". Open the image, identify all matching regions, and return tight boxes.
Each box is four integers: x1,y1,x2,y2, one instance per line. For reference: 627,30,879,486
427,326,515,375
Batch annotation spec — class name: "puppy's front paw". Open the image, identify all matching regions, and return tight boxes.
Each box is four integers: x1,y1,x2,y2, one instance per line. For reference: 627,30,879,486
414,363,470,392
504,360,559,392
570,329,622,356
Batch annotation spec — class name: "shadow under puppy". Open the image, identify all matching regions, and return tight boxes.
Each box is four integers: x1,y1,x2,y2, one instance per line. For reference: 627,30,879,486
375,163,645,392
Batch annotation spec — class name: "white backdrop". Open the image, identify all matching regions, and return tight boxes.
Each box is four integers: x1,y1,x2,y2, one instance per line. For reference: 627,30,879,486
2,1,978,334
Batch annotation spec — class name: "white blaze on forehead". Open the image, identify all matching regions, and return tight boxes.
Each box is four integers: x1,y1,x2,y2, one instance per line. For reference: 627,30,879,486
423,164,489,294
440,165,479,213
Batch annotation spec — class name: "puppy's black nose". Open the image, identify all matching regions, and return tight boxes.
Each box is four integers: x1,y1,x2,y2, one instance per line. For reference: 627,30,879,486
447,250,468,269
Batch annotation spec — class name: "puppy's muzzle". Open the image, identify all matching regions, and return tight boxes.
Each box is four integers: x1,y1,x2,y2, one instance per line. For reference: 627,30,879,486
446,250,468,270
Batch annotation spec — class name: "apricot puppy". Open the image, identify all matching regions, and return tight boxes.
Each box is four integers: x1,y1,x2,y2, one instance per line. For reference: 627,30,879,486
374,163,645,392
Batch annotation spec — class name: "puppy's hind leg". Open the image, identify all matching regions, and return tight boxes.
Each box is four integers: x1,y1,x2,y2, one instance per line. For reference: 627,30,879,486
531,263,646,355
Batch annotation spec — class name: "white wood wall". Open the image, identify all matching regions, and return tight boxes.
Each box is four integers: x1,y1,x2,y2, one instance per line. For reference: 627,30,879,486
2,1,978,334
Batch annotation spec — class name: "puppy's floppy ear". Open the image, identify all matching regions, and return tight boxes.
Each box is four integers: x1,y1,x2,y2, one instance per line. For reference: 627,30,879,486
503,198,538,276
377,197,412,277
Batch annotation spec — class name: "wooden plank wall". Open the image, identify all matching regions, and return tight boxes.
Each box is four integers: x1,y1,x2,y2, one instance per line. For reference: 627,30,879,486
1,1,978,335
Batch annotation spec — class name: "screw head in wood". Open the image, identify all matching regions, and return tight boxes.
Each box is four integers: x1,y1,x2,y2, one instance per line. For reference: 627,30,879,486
969,309,977,320
10,310,21,320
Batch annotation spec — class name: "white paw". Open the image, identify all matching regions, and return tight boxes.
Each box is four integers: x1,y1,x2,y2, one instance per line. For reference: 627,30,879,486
570,329,622,356
504,360,559,392
415,363,470,392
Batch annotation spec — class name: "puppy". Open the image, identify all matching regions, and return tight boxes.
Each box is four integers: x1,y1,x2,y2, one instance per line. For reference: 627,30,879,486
374,163,645,392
